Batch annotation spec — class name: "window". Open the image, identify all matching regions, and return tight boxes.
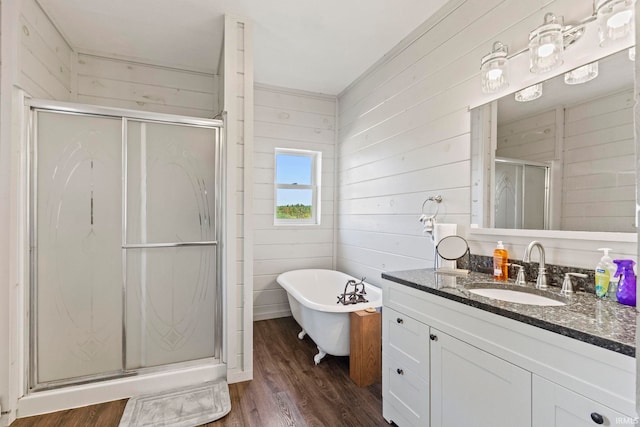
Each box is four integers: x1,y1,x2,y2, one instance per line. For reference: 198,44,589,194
274,148,321,225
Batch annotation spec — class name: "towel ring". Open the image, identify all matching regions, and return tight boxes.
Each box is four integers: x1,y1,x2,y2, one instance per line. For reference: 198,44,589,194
421,195,443,219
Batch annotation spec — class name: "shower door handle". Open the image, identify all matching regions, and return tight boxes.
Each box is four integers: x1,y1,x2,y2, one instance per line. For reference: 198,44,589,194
122,241,218,249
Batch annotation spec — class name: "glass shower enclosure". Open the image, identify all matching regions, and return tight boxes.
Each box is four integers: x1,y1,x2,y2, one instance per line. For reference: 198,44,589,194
30,104,223,390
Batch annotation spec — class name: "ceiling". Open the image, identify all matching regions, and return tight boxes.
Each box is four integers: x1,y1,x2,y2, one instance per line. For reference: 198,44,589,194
38,0,450,95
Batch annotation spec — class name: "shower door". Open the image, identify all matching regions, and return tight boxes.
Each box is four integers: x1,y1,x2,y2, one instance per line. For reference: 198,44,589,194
494,159,549,230
124,120,219,370
31,107,221,389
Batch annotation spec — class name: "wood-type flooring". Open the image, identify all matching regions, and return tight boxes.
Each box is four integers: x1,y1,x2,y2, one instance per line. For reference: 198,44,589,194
10,316,387,426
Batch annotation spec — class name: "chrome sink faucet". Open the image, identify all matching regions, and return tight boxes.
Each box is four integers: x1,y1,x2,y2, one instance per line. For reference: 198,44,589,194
522,241,548,290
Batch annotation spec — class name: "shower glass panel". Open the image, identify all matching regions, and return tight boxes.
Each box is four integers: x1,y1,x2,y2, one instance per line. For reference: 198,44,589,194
494,160,548,230
35,112,123,384
32,106,222,390
124,121,219,369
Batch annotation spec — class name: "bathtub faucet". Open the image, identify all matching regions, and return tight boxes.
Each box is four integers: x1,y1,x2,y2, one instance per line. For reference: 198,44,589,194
337,277,369,305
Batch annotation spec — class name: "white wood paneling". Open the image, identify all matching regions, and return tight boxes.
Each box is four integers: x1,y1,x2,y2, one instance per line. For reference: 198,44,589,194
223,15,253,384
75,53,218,118
563,89,635,233
18,0,72,100
337,0,636,277
497,110,556,161
253,84,336,321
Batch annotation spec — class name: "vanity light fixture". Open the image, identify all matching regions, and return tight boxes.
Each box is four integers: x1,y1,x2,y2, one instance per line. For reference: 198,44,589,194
529,13,565,73
479,3,635,94
514,83,543,102
564,61,599,84
596,0,635,46
481,41,509,93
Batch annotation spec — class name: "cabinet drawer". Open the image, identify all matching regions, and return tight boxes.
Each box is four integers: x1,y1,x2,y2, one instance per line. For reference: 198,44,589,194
385,280,433,325
533,375,633,427
383,355,429,427
383,306,430,379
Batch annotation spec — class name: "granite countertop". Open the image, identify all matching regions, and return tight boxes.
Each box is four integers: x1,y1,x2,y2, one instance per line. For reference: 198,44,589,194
381,269,637,357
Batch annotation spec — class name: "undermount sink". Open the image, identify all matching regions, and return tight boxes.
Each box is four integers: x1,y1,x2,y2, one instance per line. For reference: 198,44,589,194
465,283,567,306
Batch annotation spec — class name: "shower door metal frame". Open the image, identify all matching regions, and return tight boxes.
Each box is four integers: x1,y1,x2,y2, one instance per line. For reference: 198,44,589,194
27,99,225,392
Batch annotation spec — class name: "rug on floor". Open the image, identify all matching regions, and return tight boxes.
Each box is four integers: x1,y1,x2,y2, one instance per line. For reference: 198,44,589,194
119,380,231,427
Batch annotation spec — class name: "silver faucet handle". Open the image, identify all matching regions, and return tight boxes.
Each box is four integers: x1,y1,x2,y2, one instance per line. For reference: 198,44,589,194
508,263,526,285
561,272,588,295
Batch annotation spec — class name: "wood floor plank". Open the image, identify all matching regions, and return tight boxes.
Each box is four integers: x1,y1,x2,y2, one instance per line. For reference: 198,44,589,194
10,317,387,426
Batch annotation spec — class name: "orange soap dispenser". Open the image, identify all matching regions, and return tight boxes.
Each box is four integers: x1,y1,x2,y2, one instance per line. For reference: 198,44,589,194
493,241,509,281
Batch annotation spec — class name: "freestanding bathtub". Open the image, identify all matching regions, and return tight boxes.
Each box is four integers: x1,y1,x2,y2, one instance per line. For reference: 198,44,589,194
276,269,382,364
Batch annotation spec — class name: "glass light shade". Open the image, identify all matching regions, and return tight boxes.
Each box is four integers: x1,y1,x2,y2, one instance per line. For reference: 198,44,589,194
564,62,599,84
529,13,564,73
596,0,635,46
515,84,543,102
481,42,509,93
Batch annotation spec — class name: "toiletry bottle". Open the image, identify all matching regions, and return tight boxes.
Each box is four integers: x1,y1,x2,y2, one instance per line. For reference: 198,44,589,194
493,241,508,281
614,259,636,307
595,248,615,298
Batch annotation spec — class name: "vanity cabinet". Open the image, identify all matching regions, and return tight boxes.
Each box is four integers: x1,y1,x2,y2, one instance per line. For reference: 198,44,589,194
383,306,530,427
381,278,636,427
533,376,629,427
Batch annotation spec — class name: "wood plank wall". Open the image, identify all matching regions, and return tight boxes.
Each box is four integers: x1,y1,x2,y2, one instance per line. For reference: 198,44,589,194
75,54,219,118
563,89,635,233
17,0,219,120
252,84,336,320
497,110,557,162
18,0,71,100
336,0,636,280
223,16,254,383
497,90,635,234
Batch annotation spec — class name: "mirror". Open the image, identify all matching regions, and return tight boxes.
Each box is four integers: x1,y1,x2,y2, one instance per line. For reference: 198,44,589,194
435,235,470,273
471,47,635,233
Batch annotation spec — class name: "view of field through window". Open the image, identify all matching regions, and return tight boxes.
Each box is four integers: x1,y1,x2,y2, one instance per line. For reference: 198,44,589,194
276,153,313,219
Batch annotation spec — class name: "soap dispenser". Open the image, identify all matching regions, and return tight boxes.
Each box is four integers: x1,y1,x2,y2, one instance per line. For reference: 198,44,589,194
595,248,616,298
493,241,508,281
613,259,636,307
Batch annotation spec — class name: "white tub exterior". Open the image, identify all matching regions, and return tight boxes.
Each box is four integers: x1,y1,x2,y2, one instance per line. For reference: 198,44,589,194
276,269,382,363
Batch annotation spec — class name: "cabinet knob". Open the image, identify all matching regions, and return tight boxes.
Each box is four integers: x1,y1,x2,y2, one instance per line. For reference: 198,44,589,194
396,368,404,375
396,318,403,324
590,412,604,424
430,334,438,341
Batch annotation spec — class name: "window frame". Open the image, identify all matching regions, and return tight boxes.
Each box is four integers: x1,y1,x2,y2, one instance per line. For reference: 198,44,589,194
274,148,321,225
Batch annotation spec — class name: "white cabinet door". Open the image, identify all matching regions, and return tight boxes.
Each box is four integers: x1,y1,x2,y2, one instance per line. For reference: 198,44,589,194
430,329,531,427
533,375,633,427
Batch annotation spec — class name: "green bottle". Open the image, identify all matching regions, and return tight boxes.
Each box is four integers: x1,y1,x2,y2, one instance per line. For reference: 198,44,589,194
595,248,615,298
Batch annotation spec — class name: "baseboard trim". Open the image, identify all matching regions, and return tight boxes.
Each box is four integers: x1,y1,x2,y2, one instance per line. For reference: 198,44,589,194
254,307,291,321
227,369,253,384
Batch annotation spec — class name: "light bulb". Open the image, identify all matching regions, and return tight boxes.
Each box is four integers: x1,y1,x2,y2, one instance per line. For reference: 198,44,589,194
537,44,555,58
564,62,599,85
486,69,503,80
529,13,564,73
480,41,509,93
596,0,635,46
515,84,543,102
607,10,633,28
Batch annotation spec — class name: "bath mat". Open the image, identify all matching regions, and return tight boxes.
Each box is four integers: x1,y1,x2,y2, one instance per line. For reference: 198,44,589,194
119,379,231,427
